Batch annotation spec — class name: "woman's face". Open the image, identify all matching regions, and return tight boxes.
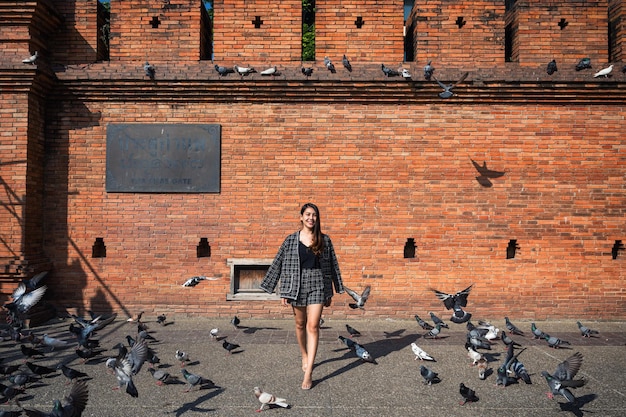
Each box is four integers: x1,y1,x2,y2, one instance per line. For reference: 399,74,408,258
300,206,318,230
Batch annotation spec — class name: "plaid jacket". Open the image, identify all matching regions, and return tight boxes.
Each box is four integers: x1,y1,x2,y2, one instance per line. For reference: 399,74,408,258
260,231,344,300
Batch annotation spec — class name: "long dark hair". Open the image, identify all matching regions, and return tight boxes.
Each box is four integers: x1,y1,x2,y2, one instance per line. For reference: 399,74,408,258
301,202,324,256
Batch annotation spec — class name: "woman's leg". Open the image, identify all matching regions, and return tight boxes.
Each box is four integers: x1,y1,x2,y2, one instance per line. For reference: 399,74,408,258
301,303,323,389
292,306,309,373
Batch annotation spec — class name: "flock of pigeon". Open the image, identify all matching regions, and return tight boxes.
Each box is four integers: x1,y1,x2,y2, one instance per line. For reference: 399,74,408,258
0,272,606,414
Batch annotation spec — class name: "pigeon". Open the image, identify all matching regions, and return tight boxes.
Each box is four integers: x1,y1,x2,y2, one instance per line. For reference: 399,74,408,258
411,343,435,361
231,316,241,328
22,271,48,291
552,352,586,388
424,324,442,339
58,364,88,384
181,368,214,392
234,65,256,76
477,358,488,380
345,286,371,309
87,310,117,330
4,283,47,315
450,306,472,324
0,365,21,376
419,365,439,385
423,60,435,80
381,63,399,77
21,344,45,360
143,62,155,79
23,379,89,417
324,56,336,73
126,311,144,323
8,372,40,389
542,371,577,403
338,335,357,351
353,343,376,363
214,64,235,77
342,55,352,72
496,361,518,387
433,72,469,98
547,59,558,75
301,67,313,77
254,386,289,412
509,359,531,384
467,346,484,366
401,68,411,79
0,382,21,405
429,312,449,329
26,361,56,377
459,383,479,405
577,321,599,337
22,51,38,64
483,325,499,341
148,368,171,386
466,334,491,350
222,340,240,355
43,334,69,351
544,334,570,349
531,322,548,339
414,314,434,330
346,324,361,337
117,338,148,375
501,330,522,348
593,64,613,78
210,327,219,339
182,276,218,287
175,350,190,366
260,66,278,76
75,347,105,363
156,314,166,325
106,357,138,397
504,317,524,336
575,58,592,71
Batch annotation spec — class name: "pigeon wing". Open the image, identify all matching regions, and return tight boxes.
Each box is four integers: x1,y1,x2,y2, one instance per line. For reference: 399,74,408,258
17,285,47,313
360,286,371,302
64,379,89,416
344,287,360,302
452,72,469,88
554,351,583,380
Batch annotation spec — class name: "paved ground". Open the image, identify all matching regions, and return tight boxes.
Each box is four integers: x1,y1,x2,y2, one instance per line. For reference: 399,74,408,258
0,316,625,416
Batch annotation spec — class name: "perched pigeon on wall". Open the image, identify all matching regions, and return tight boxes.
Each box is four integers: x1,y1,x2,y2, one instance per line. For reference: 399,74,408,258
22,51,38,65
547,59,558,75
342,55,352,72
423,60,435,80
381,63,399,77
144,62,155,79
593,64,613,78
214,64,235,77
324,57,336,73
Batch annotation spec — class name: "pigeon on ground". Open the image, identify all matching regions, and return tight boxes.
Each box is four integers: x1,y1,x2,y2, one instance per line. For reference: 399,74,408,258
477,358,488,380
75,347,105,363
8,372,40,389
302,67,313,77
182,276,217,287
143,62,155,79
175,350,190,366
424,324,442,339
156,314,167,325
346,324,361,337
414,314,434,330
254,386,289,412
501,330,522,348
21,344,45,360
22,51,38,64
420,365,439,385
345,286,371,309
411,343,435,361
429,312,449,329
231,316,241,328
531,322,549,339
148,368,171,386
260,66,278,76
210,328,219,339
23,379,89,417
338,335,357,351
0,382,21,405
222,340,240,355
381,63,399,77
342,55,352,72
504,317,524,336
509,359,531,384
593,64,613,78
544,334,570,349
496,361,519,387
542,371,577,403
354,343,376,363
467,346,484,366
214,64,235,77
575,58,592,71
234,65,256,76
433,72,469,98
106,357,138,397
466,334,491,350
43,334,69,351
324,56,336,73
547,59,558,75
58,364,88,384
483,325,499,341
423,60,435,80
459,383,479,405
182,369,214,392
577,321,599,337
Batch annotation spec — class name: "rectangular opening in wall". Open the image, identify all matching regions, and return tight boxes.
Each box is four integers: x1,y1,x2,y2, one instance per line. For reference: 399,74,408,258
608,15,621,63
200,0,213,60
404,0,415,62
504,22,517,62
97,0,110,61
227,259,278,300
302,0,315,61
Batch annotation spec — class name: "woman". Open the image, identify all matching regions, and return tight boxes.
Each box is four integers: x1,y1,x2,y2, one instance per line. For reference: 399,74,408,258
260,203,344,390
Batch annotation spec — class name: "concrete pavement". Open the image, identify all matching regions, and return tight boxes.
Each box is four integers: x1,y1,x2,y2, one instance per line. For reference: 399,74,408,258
1,316,625,416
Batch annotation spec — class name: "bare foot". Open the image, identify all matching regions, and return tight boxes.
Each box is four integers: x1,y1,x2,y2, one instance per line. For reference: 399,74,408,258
302,358,308,373
301,375,313,390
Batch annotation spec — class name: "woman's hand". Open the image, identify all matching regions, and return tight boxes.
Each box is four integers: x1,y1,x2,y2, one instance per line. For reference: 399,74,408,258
281,298,289,307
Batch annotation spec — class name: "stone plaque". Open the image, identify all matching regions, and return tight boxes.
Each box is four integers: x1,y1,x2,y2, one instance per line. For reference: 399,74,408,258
106,124,220,193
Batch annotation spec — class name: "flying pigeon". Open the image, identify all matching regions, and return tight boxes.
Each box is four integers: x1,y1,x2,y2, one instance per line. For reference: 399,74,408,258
429,312,449,329
234,65,256,76
424,323,442,339
3,282,47,316
342,55,352,72
182,368,214,392
148,368,171,386
504,317,524,336
338,335,358,352
544,334,570,349
432,72,469,98
106,357,138,397
575,58,592,71
381,63,399,77
302,67,313,77
577,321,599,337
324,56,336,73
531,322,549,339
254,386,289,412
175,350,190,366
593,64,613,78
22,271,48,291
144,62,155,79
346,324,361,337
432,285,472,310
541,353,587,405
459,383,479,405
182,276,218,287
423,60,435,80
23,379,89,417
411,343,435,361
547,59,558,75
214,64,235,77
344,286,371,309
401,68,412,79
260,66,278,76
420,365,439,385
22,51,38,65
222,340,240,355
414,314,434,330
